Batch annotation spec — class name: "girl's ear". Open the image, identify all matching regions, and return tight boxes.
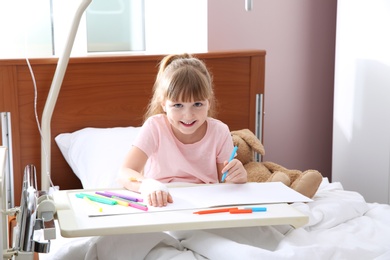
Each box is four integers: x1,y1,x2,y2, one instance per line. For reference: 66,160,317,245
161,101,166,112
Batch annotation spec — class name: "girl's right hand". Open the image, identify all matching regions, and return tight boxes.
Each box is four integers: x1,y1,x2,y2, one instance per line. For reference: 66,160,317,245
221,159,248,183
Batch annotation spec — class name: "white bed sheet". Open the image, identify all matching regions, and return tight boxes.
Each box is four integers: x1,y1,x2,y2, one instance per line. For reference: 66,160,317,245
40,178,390,260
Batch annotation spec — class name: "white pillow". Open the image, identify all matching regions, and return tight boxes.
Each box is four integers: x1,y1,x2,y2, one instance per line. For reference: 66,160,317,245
55,126,141,189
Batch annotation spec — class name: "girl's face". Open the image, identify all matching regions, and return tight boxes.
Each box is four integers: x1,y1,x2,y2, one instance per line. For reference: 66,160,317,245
162,99,210,141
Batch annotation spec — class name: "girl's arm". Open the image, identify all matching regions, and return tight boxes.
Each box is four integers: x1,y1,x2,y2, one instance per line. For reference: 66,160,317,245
119,146,173,207
119,146,148,192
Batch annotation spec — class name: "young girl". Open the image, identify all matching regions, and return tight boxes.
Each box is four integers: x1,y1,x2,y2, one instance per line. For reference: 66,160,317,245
119,53,247,207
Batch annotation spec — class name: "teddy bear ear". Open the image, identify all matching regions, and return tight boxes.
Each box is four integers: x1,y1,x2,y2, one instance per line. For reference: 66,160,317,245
231,129,265,155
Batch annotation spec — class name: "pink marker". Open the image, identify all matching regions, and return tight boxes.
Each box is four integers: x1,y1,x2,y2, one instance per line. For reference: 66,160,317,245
128,201,148,211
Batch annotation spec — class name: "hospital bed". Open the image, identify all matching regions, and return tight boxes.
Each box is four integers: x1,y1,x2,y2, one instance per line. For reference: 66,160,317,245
1,48,390,259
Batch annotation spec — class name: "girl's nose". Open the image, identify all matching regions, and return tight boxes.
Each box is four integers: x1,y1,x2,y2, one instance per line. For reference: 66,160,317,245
183,107,194,117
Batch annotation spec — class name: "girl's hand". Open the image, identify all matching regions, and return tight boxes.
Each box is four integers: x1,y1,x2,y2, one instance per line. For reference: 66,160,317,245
222,159,248,183
147,190,173,207
139,179,173,207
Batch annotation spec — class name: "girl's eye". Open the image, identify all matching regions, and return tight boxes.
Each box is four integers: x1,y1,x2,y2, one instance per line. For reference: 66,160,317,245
173,104,183,108
194,102,203,107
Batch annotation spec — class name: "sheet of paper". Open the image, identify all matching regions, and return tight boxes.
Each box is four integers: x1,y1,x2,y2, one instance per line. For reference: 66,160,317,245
171,182,312,206
68,182,312,217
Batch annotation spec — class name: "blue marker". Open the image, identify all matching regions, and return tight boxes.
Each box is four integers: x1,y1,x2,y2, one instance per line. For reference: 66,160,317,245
221,146,238,182
245,207,267,212
76,193,117,205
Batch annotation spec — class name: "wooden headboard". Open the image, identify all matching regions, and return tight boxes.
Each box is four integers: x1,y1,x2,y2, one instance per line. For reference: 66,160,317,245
0,50,265,205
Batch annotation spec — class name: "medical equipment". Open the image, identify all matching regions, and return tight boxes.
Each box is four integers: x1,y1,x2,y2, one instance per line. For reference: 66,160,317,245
3,165,56,260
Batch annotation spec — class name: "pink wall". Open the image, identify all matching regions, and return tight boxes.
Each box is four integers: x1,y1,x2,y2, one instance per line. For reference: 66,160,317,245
208,0,337,179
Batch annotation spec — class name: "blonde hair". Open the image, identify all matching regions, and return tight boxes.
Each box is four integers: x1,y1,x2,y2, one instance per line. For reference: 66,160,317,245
144,53,216,121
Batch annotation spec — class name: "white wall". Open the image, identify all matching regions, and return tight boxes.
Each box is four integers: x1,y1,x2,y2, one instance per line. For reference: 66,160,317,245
144,0,207,54
332,0,390,203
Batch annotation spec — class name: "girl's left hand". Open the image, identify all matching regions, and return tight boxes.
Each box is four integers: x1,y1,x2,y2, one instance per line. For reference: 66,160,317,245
139,179,173,207
222,159,247,183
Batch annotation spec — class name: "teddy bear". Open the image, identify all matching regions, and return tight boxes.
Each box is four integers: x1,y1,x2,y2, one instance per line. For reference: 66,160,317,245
231,129,323,199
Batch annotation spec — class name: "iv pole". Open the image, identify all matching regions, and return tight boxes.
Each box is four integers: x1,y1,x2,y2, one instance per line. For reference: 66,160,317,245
41,0,92,192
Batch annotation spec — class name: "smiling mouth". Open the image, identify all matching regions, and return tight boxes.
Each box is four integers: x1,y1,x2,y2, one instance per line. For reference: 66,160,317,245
181,121,196,127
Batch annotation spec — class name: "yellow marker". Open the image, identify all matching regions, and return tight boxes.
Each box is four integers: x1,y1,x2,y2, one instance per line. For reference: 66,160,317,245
111,198,129,207
83,196,103,212
94,193,130,207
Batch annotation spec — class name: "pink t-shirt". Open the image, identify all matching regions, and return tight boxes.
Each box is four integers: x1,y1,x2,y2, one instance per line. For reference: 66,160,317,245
133,114,234,184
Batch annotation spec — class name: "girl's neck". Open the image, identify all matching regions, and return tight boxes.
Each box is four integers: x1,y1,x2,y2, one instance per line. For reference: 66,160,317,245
169,118,208,144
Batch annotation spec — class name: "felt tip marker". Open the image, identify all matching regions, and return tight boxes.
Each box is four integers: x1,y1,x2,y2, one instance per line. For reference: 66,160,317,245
229,207,267,214
83,196,103,212
229,209,252,214
108,195,149,211
97,191,142,202
128,201,148,211
76,193,117,205
193,207,238,215
221,146,238,182
245,207,267,212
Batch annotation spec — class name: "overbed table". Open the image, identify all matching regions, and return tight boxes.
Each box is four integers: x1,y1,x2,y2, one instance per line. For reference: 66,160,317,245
53,183,310,237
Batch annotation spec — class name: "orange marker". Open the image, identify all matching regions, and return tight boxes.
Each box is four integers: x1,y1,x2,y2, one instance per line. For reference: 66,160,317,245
229,209,252,214
193,207,238,214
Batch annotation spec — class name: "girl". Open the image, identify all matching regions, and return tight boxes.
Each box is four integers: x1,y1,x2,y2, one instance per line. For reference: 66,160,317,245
119,53,247,207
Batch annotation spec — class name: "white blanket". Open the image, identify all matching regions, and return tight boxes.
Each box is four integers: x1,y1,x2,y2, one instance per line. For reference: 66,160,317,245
40,179,390,260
